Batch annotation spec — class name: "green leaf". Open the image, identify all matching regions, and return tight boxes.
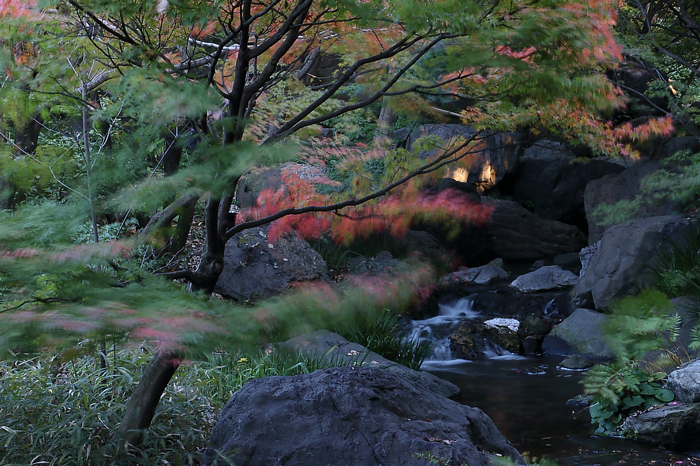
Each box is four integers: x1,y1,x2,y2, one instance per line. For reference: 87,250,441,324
639,383,657,395
655,389,675,402
623,395,645,408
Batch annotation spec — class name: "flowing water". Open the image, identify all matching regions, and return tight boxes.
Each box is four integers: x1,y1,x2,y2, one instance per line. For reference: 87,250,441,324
407,298,700,466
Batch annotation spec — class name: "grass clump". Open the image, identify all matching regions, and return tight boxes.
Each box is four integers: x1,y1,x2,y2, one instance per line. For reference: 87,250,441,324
336,309,430,370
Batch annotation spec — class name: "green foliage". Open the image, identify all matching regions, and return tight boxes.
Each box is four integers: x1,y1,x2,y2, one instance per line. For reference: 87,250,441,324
0,348,352,465
335,309,430,370
327,108,378,144
582,289,689,435
602,289,678,360
583,361,673,435
646,223,700,298
490,454,558,466
591,149,700,230
590,196,643,227
72,219,139,244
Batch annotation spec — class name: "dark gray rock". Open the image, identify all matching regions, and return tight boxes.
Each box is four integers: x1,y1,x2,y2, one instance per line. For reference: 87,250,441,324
235,163,328,209
542,308,613,358
279,330,460,399
407,124,478,157
479,197,587,261
404,230,451,265
205,367,522,466
584,160,683,244
235,166,283,209
557,355,592,370
216,226,327,302
446,265,510,286
522,139,574,160
572,215,697,310
510,156,624,226
667,136,700,158
666,360,700,403
510,265,578,292
347,250,402,276
618,403,700,451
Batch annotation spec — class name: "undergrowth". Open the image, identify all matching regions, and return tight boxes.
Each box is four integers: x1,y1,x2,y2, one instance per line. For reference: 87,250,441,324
582,227,700,435
0,348,350,465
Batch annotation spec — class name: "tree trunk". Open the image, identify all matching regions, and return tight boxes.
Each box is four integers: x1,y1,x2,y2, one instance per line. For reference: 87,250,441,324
169,202,195,253
117,350,180,449
189,195,226,294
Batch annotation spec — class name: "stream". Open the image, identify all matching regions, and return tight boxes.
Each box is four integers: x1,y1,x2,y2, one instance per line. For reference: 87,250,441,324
407,297,700,466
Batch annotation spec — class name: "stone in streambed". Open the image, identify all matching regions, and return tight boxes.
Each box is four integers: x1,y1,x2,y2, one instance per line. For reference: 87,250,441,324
510,265,578,292
542,308,613,358
618,403,700,451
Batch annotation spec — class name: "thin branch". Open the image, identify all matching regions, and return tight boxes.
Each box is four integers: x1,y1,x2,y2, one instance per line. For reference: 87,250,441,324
155,269,198,281
0,298,73,313
68,0,138,45
265,33,451,142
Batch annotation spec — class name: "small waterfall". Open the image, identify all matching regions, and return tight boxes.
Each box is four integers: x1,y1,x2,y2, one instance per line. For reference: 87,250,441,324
481,340,523,360
404,294,523,366
405,296,479,363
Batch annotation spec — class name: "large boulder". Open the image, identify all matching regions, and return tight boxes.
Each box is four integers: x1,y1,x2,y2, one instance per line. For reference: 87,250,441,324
216,226,327,302
205,367,522,466
408,125,521,191
279,330,460,399
618,403,700,451
480,198,588,261
666,360,700,404
510,265,578,292
584,160,683,244
542,308,614,358
572,215,697,310
509,155,624,229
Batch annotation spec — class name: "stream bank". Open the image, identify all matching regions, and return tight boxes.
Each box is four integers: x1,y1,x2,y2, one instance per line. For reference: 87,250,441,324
426,358,700,466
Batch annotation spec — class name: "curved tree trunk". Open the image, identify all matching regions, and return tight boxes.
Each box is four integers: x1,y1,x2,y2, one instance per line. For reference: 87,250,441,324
117,350,180,449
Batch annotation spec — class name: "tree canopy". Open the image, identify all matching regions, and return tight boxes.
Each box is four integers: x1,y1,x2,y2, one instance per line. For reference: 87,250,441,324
0,0,679,452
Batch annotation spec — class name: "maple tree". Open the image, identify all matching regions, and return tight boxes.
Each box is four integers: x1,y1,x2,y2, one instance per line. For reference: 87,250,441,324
0,0,679,452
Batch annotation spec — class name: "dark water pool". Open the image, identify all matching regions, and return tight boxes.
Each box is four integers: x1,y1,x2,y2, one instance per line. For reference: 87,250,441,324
424,357,700,466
